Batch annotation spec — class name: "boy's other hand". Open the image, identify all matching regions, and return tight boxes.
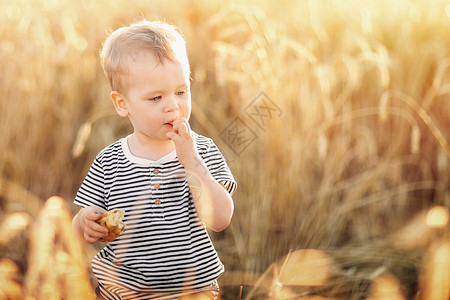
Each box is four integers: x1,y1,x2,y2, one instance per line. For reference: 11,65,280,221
77,206,109,243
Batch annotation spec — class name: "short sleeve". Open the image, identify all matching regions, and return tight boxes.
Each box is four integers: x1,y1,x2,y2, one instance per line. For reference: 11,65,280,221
74,157,107,210
199,138,237,195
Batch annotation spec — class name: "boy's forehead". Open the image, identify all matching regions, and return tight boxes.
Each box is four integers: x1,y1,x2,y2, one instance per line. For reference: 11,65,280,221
124,49,189,72
126,50,159,67
120,50,190,89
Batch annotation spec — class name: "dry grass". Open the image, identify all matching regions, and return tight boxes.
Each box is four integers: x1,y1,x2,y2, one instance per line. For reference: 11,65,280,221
0,0,449,299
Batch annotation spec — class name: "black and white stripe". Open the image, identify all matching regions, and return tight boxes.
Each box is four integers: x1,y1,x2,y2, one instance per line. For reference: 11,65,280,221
74,132,236,299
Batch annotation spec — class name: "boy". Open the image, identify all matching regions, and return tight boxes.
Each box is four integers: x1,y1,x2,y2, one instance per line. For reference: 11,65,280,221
72,20,237,299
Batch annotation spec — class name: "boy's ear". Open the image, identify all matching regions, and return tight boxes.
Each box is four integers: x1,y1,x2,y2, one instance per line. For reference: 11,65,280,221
110,91,128,117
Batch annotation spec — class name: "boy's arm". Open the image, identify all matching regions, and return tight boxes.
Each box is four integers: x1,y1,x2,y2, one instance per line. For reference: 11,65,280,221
72,206,109,243
185,160,234,232
168,119,234,232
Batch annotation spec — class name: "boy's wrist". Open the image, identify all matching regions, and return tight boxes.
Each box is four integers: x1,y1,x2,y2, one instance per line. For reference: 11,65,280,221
183,155,207,175
184,156,218,185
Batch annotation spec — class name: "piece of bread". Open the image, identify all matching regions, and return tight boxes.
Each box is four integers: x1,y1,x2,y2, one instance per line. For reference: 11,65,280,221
96,208,125,242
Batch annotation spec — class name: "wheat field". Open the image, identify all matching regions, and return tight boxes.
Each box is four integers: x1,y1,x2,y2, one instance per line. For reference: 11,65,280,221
0,0,449,299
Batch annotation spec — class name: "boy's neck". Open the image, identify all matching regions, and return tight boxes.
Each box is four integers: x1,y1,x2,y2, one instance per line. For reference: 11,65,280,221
127,133,175,161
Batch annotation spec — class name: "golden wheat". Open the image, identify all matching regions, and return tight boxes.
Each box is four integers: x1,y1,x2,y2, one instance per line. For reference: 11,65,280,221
0,0,449,299
24,197,95,300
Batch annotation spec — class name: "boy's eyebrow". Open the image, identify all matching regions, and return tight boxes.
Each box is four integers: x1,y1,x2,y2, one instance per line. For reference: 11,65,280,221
143,83,190,95
178,82,190,89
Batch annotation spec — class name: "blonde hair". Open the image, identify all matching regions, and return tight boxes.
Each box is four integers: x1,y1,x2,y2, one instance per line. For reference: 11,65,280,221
100,20,189,93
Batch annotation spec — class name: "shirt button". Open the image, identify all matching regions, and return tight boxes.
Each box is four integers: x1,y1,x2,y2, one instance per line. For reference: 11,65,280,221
153,169,159,175
154,184,160,190
155,199,161,205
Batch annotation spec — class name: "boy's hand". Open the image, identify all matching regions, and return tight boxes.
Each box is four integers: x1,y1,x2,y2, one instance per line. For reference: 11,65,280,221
167,119,234,231
167,118,234,231
166,118,199,169
74,206,109,243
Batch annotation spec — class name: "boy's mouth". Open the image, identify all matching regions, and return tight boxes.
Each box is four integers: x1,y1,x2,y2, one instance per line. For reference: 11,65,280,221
164,119,176,130
165,118,178,126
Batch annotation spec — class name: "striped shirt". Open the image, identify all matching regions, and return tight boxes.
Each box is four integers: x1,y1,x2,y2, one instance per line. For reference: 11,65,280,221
74,132,236,299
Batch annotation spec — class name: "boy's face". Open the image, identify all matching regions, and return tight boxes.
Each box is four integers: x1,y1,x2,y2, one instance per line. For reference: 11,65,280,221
113,50,191,143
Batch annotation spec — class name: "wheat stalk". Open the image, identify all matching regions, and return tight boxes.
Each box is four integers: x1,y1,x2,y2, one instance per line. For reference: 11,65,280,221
24,196,95,300
387,90,450,158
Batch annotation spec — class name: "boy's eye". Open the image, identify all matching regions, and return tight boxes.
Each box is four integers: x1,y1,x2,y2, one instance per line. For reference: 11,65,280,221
148,96,162,101
176,90,189,96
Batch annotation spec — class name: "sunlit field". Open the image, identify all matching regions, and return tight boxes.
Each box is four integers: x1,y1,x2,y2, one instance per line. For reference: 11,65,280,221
0,0,449,299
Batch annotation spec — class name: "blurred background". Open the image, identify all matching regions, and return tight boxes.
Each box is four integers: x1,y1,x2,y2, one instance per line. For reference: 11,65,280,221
0,0,449,299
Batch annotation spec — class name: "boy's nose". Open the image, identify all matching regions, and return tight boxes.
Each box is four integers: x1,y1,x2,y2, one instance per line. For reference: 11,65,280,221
164,95,180,112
